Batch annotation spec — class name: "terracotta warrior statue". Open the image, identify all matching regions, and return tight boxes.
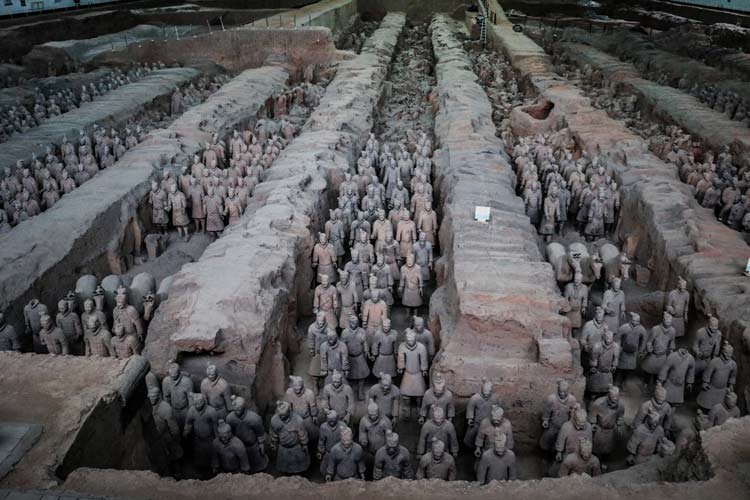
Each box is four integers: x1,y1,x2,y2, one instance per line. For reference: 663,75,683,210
367,372,401,425
340,314,370,400
708,390,740,427
692,316,722,379
399,253,423,316
398,329,429,420
113,286,144,340
555,407,592,464
269,400,310,475
563,272,588,333
416,439,456,480
642,311,676,391
83,315,111,357
666,277,689,338
362,288,388,337
320,329,350,386
307,311,329,394
312,232,338,284
420,374,455,425
325,426,365,481
559,437,600,477
371,318,398,378
201,364,233,419
167,182,190,241
614,312,647,385
657,347,695,405
588,385,625,465
697,343,736,412
477,433,517,483
358,399,392,456
148,387,183,469
475,404,515,459
39,314,68,355
539,379,578,455
188,177,206,233
633,383,673,437
626,409,665,465
212,420,251,474
373,430,411,480
284,375,319,441
149,181,168,234
162,361,194,430
183,393,219,476
413,316,435,362
322,370,354,425
226,395,268,472
587,328,620,399
0,311,21,352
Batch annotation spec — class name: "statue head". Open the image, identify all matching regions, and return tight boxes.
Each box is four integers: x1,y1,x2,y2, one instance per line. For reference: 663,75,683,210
603,327,614,346
432,405,446,425
217,420,233,444
40,314,52,330
662,311,673,328
432,375,445,396
86,315,100,333
168,361,181,379
431,439,445,461
646,409,660,430
708,316,719,332
231,395,246,413
607,385,620,406
385,430,400,453
557,379,570,400
380,372,392,391
367,399,380,421
594,305,604,323
721,342,734,360
490,404,504,426
57,299,68,314
573,408,587,430
148,387,161,406
573,272,583,286
493,432,508,456
611,277,621,291
340,425,354,447
370,288,381,303
206,364,218,382
724,390,738,409
326,329,338,347
347,313,359,331
406,329,417,348
276,400,291,419
325,409,338,426
406,254,415,267
629,312,641,326
653,383,667,404
194,393,206,411
578,438,593,461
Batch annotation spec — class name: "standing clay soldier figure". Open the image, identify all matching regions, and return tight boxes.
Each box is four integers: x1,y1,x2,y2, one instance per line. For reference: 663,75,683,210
110,322,141,359
362,289,388,338
395,211,417,260
183,394,219,477
0,312,20,351
601,278,626,333
39,314,68,355
475,404,515,458
667,277,690,338
477,433,517,483
692,316,722,378
188,178,206,233
312,233,338,285
320,330,350,385
24,299,49,353
203,186,224,239
201,364,233,419
171,87,183,116
148,387,183,469
359,400,392,457
417,205,438,246
317,410,345,476
113,287,144,341
418,406,460,457
399,254,423,316
306,311,329,394
559,438,601,477
420,375,455,425
539,379,578,455
371,318,398,378
340,315,370,400
626,410,665,465
555,408,593,464
81,299,106,339
540,188,560,241
226,395,268,472
708,391,740,427
633,383,673,436
398,329,429,420
412,232,433,285
368,373,401,424
284,375,319,443
588,328,620,398
224,187,243,225
373,431,411,480
212,420,251,474
416,439,456,481
323,370,354,425
413,316,435,362
56,298,82,354
167,183,190,241
697,343,737,412
326,426,365,481
336,271,358,329
269,401,310,475
584,188,606,241
83,316,111,357
658,347,695,406
642,312,676,390
614,312,647,385
162,361,194,430
149,181,168,234
313,274,339,330
563,273,588,333
524,180,542,226
588,386,625,465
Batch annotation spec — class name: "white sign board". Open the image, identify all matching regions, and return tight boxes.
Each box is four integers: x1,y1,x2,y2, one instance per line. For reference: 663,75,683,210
474,206,491,223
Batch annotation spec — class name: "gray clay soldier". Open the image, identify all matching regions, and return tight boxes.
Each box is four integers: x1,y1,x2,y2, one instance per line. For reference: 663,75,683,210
313,273,339,331
367,373,401,425
413,316,435,362
657,347,695,406
614,312,647,385
212,420,250,474
692,316,722,378
633,383,672,436
56,298,82,354
539,379,578,454
362,288,388,337
584,188,606,241
24,298,49,352
588,386,625,465
320,329,349,385
203,186,224,239
270,400,310,475
167,182,190,241
226,395,268,472
601,278,626,333
420,374,454,425
162,361,194,430
626,410,665,465
465,379,502,448
323,370,354,425
416,439,456,481
370,254,394,306
642,312,676,391
0,311,21,351
201,364,233,419
412,232,433,284
555,407,592,464
477,433,517,484
697,343,737,412
113,287,144,341
563,273,588,333
417,406,459,457
84,316,111,357
559,438,601,477
587,327,620,399
666,277,690,338
359,399,392,456
580,306,606,368
336,271,358,329
184,394,219,476
344,250,369,304
306,312,329,394
399,253,423,316
312,232,338,285
81,299,106,339
371,318,398,378
325,426,365,481
284,375,319,441
317,410,346,476
373,431,411,480
340,315,370,400
110,322,141,359
39,314,68,355
325,210,346,267
148,387,183,468
149,181,168,234
708,391,740,427
188,177,206,233
475,404,515,458
398,329,429,420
